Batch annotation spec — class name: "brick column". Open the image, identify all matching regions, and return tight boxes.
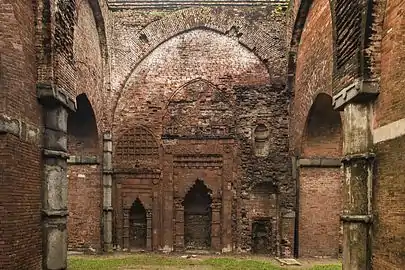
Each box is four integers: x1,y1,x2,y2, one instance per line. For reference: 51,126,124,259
211,198,221,250
123,208,130,249
174,198,184,251
103,132,113,251
146,209,152,250
38,85,76,270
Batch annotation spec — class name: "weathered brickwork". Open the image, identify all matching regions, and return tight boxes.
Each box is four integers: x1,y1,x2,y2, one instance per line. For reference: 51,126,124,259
297,93,343,258
0,0,43,268
374,0,405,128
1,0,405,267
289,0,334,154
373,136,405,269
109,5,290,254
0,135,42,269
66,0,106,251
298,167,342,257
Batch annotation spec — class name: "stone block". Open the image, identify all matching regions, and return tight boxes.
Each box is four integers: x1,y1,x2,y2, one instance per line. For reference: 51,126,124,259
45,227,67,270
44,164,68,210
45,107,68,132
44,129,68,152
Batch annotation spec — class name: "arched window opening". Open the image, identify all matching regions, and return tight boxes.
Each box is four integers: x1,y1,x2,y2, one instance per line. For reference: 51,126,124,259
303,93,342,157
67,94,98,153
183,179,212,250
254,124,270,157
129,198,147,249
250,182,278,255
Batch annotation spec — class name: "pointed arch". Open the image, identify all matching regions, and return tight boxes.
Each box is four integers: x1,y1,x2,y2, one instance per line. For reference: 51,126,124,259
67,93,99,153
129,198,147,249
183,179,213,250
301,93,342,157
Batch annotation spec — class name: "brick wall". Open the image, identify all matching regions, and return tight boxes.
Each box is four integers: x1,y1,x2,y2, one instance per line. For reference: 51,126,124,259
371,1,405,268
108,4,289,253
372,136,405,269
289,0,334,154
298,93,342,258
0,135,42,269
298,167,342,257
0,0,43,269
374,0,405,128
66,0,106,250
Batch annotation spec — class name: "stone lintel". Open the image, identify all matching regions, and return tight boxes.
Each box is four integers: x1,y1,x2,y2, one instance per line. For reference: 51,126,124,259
42,209,69,217
342,152,376,163
0,114,41,144
298,158,341,167
340,214,373,224
37,83,76,111
332,79,379,111
44,149,69,159
68,155,99,164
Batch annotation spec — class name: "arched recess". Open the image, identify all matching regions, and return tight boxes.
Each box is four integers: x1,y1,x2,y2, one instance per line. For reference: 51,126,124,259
112,28,270,132
183,179,213,250
287,0,335,154
298,93,343,258
129,198,147,249
249,182,278,255
67,93,99,154
67,93,102,250
111,23,274,125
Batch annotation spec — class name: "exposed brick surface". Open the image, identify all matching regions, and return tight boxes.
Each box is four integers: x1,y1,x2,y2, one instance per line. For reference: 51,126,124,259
374,0,405,128
289,0,334,154
68,164,102,250
0,135,42,269
67,0,106,250
0,0,42,269
372,135,405,269
298,167,342,258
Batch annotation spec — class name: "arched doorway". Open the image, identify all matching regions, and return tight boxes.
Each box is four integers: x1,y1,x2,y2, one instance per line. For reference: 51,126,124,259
183,180,212,250
129,199,147,249
299,93,343,257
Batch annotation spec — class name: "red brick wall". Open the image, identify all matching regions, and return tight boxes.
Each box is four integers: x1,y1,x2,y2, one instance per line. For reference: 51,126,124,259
113,29,270,134
371,2,405,267
373,136,405,269
298,93,343,258
0,0,43,269
67,0,105,250
0,135,42,269
374,0,405,128
298,167,342,257
67,164,102,250
289,0,334,154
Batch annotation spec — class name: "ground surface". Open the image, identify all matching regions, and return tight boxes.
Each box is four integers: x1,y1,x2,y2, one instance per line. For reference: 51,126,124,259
68,253,342,270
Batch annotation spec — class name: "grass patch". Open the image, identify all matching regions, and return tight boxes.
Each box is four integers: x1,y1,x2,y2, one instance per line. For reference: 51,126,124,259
68,254,341,270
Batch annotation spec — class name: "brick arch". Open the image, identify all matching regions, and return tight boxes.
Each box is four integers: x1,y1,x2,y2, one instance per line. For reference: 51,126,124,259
301,93,342,157
287,0,335,154
113,28,270,128
182,178,215,200
112,6,283,117
287,0,336,96
74,0,108,135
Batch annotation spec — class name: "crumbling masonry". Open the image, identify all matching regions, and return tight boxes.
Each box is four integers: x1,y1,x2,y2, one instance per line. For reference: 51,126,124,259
0,0,404,269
